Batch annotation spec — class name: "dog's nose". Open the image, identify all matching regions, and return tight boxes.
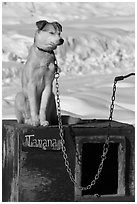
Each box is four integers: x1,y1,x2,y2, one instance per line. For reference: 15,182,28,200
59,38,64,45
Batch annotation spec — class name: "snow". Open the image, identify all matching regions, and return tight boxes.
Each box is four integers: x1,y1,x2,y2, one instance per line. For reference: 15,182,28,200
2,2,135,125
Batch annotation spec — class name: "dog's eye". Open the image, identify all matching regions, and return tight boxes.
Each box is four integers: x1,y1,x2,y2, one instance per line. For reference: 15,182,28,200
49,31,54,35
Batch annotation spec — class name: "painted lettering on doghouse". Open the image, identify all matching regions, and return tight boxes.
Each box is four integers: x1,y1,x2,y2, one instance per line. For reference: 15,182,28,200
23,135,61,150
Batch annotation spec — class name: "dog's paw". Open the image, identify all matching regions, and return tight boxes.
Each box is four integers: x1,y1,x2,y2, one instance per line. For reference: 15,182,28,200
25,118,32,125
40,120,49,127
31,120,40,127
31,116,40,126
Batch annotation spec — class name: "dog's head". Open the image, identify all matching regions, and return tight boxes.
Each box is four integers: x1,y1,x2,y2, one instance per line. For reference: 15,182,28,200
34,20,64,51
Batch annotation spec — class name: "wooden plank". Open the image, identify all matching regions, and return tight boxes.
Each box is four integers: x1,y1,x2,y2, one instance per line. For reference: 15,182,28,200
118,142,125,194
76,195,135,202
18,124,75,201
2,124,19,201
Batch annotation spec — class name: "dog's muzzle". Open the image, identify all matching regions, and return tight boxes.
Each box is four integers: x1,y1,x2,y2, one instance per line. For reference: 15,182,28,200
59,38,64,45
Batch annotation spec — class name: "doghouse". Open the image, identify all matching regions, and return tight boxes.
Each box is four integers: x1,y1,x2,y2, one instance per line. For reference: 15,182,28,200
2,118,135,202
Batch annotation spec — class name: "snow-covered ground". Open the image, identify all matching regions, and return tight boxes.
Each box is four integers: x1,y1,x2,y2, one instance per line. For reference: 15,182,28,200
2,2,135,125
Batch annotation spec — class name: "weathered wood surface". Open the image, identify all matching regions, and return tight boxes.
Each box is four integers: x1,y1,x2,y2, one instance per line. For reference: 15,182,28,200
2,124,19,202
2,119,135,202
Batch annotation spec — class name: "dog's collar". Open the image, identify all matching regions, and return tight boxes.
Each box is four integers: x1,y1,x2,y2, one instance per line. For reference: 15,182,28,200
36,46,53,54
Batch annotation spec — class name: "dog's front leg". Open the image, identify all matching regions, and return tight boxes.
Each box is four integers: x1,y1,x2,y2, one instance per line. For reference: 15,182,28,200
39,84,52,126
28,83,39,126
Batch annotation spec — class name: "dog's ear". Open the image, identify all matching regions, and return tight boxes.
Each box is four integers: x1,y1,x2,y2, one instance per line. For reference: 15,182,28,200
36,20,48,30
53,22,62,32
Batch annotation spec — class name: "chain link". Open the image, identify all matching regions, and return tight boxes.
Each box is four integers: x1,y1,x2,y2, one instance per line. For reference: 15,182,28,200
55,63,117,191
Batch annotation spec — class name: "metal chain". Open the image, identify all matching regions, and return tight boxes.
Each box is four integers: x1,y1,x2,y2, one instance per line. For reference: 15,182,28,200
55,63,117,191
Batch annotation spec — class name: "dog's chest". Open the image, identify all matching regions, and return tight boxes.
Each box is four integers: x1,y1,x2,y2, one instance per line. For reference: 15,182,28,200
38,56,55,77
33,54,55,89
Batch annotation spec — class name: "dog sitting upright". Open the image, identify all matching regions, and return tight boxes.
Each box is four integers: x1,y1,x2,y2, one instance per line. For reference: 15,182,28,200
15,20,64,126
